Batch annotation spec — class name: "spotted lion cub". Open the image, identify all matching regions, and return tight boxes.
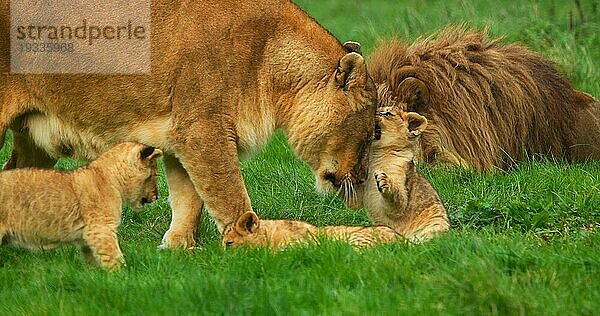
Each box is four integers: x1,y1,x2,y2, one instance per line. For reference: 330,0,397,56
0,142,162,270
222,211,401,250
363,107,450,242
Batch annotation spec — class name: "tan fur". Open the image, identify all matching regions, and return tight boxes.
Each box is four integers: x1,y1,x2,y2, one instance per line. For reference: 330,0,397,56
369,26,600,171
0,142,162,270
0,1,377,249
350,107,449,242
222,211,401,250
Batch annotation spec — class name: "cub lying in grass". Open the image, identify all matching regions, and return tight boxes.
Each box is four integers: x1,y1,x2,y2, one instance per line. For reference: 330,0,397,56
0,142,162,270
360,107,450,242
222,211,401,250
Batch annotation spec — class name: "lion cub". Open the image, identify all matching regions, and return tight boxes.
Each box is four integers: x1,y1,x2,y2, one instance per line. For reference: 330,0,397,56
363,107,450,242
0,142,162,270
222,211,400,250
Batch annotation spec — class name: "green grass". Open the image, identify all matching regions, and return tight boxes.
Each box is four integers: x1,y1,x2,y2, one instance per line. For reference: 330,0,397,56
1,0,600,314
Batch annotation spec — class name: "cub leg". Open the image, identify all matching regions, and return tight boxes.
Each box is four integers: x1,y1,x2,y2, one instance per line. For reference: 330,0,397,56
160,155,204,249
3,129,56,170
82,225,124,271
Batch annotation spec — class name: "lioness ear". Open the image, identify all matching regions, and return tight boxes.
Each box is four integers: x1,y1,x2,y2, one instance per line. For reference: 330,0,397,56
140,146,163,160
343,41,362,55
391,67,430,111
335,52,367,90
235,211,260,235
406,112,428,139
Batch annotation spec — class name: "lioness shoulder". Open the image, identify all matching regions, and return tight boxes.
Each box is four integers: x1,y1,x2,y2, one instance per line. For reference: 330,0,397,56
0,142,162,270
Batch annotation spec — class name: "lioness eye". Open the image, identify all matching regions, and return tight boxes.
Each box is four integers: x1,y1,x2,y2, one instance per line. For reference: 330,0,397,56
225,241,234,247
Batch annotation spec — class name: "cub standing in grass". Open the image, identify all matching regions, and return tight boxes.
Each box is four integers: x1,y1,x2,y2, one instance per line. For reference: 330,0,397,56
359,107,450,242
0,142,162,270
222,211,401,250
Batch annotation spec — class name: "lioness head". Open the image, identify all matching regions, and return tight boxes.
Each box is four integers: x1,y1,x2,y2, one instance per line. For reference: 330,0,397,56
103,142,163,209
291,45,377,202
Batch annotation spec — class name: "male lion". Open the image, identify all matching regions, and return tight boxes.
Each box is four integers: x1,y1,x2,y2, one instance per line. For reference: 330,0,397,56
0,142,162,270
0,1,377,249
369,26,600,171
222,211,400,250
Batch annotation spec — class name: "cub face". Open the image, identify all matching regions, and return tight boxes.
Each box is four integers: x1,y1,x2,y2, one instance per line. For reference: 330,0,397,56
122,144,163,209
373,106,427,151
221,211,265,248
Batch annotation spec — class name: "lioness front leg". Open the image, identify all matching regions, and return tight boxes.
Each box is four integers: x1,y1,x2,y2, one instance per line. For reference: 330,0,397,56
82,225,124,271
171,120,252,236
160,155,204,249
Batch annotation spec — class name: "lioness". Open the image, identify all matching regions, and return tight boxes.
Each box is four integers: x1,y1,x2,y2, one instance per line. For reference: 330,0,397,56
0,1,377,249
0,142,162,270
351,107,449,242
222,211,400,250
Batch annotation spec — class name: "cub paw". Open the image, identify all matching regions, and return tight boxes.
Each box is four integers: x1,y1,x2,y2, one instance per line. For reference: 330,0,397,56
374,171,390,194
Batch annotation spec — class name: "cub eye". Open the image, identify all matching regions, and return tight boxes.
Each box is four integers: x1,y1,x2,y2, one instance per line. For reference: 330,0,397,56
225,241,234,247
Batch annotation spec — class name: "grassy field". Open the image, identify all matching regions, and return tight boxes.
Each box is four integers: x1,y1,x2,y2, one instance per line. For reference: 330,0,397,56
1,0,600,314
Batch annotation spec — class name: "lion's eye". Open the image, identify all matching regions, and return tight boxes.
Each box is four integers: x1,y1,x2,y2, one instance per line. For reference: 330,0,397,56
225,241,234,247
378,111,393,117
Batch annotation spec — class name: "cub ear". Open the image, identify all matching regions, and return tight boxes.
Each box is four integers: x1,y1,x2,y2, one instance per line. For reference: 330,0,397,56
342,41,362,55
335,52,367,90
405,112,428,139
140,146,163,160
235,211,260,235
391,67,430,111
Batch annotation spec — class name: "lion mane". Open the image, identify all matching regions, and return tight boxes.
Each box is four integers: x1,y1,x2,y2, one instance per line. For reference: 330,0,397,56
369,26,600,171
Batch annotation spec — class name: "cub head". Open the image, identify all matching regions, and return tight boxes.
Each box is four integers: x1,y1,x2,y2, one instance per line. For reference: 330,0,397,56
373,107,427,151
108,142,163,209
221,211,265,248
292,44,377,203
